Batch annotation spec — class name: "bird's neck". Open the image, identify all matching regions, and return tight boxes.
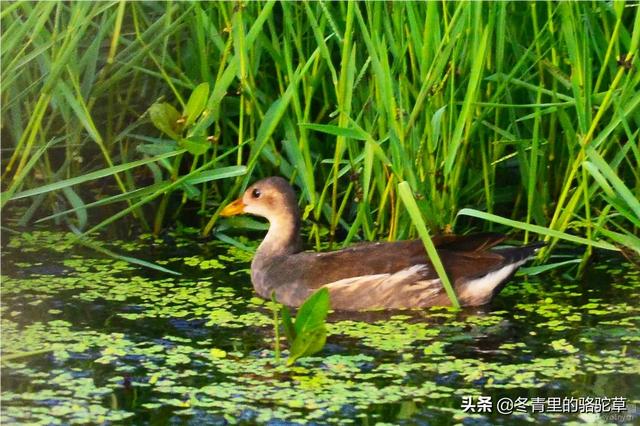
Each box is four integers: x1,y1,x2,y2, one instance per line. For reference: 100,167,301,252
256,211,303,259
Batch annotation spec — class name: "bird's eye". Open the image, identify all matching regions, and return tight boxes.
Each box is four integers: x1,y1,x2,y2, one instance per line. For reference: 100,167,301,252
251,188,261,198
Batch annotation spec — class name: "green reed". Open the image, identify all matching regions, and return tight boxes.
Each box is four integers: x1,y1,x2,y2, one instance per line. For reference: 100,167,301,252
1,1,638,272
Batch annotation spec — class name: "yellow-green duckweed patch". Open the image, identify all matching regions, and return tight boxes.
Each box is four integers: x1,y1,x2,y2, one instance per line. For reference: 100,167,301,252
2,231,639,424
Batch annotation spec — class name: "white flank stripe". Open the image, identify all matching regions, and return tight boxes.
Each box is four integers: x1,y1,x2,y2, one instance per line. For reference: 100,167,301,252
462,259,527,300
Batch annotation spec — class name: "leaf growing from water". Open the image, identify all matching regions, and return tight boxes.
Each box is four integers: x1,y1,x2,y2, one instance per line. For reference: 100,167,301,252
287,325,327,366
293,287,330,336
284,288,330,365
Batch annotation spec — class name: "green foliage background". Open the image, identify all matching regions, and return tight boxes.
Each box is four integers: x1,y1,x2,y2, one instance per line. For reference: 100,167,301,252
1,1,639,261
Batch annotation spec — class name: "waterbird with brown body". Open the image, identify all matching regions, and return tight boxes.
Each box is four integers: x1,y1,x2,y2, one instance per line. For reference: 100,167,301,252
221,177,543,311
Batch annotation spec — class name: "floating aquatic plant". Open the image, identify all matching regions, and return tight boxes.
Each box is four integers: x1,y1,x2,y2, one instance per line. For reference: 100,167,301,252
1,231,639,424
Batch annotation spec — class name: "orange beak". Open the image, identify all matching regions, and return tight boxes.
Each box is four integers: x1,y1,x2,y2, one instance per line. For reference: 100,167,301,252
220,198,246,216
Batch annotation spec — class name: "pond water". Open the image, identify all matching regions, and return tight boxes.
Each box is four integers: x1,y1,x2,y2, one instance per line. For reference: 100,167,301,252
1,230,639,425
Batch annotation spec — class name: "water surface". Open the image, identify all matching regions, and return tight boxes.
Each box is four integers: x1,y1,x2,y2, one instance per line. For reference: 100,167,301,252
1,230,639,424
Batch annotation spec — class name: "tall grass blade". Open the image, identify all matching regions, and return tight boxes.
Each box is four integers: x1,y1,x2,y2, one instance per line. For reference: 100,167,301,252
398,181,460,308
458,208,618,251
5,150,186,202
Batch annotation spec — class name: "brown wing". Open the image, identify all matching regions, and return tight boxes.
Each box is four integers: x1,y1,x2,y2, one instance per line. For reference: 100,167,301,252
279,240,430,289
431,232,506,251
264,234,508,290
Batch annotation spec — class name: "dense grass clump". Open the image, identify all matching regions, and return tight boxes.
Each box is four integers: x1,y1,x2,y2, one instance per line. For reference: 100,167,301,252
1,1,638,268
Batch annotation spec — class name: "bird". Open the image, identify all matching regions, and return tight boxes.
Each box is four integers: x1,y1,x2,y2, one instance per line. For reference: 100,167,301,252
220,176,543,311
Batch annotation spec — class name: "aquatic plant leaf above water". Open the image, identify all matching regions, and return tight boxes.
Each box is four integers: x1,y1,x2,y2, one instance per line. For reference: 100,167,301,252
287,325,327,366
292,287,330,337
278,288,330,365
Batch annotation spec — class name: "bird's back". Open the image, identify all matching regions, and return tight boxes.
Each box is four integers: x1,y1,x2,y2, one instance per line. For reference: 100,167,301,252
252,234,541,310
